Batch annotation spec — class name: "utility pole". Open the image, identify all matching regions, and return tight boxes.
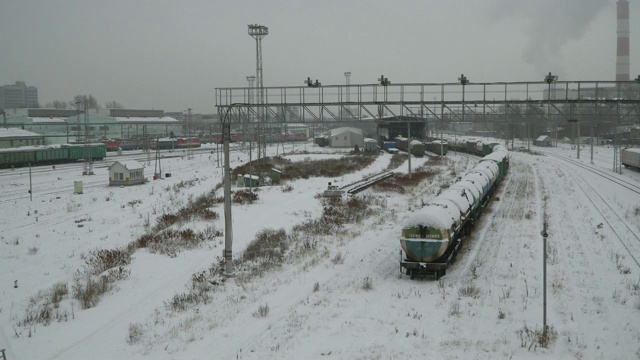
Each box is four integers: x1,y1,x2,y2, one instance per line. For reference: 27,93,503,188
221,105,236,277
188,108,193,159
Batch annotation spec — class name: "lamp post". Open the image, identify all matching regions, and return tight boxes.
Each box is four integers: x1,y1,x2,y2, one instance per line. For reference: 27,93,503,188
544,72,558,146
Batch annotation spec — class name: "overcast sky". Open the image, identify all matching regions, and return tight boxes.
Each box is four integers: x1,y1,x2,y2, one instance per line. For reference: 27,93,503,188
1,0,637,114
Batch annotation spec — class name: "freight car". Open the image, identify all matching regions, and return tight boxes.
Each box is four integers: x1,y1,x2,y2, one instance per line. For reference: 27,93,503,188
399,144,508,279
621,148,640,170
62,144,107,161
424,140,447,155
446,137,501,157
394,137,425,157
150,138,178,150
0,143,106,169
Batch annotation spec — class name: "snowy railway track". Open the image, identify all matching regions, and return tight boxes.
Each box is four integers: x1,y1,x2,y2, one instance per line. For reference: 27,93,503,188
558,165,640,269
448,160,535,282
545,152,640,195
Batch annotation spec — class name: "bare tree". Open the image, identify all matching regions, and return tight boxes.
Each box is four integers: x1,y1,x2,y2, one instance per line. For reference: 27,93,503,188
45,100,67,109
70,95,99,109
105,100,124,109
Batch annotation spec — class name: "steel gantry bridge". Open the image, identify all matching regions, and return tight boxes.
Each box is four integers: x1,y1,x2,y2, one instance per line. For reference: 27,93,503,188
216,77,640,165
217,77,640,128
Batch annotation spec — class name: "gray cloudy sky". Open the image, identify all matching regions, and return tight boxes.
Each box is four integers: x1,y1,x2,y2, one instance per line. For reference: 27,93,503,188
1,0,637,113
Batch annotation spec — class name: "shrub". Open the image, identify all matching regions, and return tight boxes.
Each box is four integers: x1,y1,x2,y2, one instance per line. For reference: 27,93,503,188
165,291,211,313
361,277,373,291
331,252,345,265
72,275,110,310
85,248,132,276
127,323,144,344
243,228,288,264
233,189,258,204
458,283,480,298
517,325,557,350
253,303,270,318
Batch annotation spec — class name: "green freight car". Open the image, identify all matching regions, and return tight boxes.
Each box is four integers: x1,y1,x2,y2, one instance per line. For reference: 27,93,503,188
0,148,37,168
35,147,69,164
62,143,107,161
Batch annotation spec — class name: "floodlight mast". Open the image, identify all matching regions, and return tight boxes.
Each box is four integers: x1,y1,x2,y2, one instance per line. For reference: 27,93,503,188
458,74,469,123
248,24,268,160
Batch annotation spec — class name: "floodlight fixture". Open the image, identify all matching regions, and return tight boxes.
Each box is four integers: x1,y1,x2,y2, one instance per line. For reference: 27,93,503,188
378,75,390,86
248,24,268,38
305,77,321,88
544,72,558,84
458,74,469,85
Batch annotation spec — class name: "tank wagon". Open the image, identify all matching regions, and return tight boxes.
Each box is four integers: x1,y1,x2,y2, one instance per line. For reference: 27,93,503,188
621,148,640,171
400,144,508,279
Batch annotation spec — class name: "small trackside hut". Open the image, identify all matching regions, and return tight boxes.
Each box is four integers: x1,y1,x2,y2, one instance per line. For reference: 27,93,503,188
108,160,145,186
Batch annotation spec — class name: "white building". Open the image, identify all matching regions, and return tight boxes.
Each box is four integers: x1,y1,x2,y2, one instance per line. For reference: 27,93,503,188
108,160,145,186
330,127,364,148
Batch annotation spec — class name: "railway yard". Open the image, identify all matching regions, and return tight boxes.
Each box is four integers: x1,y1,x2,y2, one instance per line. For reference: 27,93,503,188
1,140,640,359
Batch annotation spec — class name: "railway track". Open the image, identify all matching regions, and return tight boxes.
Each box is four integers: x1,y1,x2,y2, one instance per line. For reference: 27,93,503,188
558,165,640,269
544,152,640,195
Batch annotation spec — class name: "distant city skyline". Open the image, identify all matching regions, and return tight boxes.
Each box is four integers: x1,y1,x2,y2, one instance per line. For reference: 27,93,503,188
1,0,638,113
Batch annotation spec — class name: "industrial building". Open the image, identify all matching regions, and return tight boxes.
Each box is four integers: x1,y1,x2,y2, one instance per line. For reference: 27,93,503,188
0,128,45,148
1,108,181,145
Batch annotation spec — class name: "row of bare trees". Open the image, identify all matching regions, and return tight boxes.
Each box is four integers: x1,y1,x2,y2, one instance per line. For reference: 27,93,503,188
44,95,124,110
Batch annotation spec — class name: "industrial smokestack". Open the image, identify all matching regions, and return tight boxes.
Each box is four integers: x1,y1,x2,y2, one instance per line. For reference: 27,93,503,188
616,0,630,81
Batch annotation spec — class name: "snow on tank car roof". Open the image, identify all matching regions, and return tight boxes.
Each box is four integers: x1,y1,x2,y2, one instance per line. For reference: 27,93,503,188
438,188,471,214
481,151,507,163
403,199,459,229
449,181,481,202
457,177,484,197
623,148,640,154
462,172,489,189
463,169,490,184
468,165,495,183
475,160,498,175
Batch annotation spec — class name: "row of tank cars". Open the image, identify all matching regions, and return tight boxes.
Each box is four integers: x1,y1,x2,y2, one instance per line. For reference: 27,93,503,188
0,143,107,169
399,141,509,280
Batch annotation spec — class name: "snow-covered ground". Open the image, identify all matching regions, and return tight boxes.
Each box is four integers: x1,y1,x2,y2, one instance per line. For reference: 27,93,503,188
1,140,639,359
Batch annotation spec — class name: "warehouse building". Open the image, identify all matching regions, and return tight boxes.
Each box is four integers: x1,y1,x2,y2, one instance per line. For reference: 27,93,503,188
0,128,45,148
